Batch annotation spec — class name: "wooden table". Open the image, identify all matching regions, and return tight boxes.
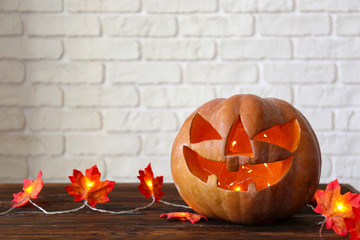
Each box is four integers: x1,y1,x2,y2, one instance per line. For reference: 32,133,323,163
0,183,357,239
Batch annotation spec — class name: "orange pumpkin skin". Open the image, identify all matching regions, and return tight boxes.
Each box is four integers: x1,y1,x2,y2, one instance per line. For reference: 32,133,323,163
171,94,321,224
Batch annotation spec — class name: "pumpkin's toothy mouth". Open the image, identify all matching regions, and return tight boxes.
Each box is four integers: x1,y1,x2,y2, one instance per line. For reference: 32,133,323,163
183,146,292,192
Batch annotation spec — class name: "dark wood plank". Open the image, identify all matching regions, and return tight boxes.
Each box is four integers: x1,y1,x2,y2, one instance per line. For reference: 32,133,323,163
0,183,357,239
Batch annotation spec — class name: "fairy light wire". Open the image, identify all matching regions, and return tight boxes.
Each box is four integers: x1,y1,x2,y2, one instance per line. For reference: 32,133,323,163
29,199,87,215
159,200,192,209
85,196,156,214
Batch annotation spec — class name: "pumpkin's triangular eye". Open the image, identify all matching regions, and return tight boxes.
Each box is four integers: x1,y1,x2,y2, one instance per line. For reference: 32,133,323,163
225,115,253,157
252,119,300,153
190,113,222,143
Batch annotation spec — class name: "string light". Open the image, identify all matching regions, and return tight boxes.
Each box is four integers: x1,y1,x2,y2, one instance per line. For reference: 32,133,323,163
25,186,33,194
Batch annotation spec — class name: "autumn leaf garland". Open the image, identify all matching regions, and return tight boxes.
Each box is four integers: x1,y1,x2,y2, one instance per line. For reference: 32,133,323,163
313,179,360,239
65,165,115,207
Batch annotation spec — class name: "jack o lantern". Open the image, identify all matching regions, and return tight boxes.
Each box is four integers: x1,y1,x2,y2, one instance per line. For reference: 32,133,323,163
171,94,321,224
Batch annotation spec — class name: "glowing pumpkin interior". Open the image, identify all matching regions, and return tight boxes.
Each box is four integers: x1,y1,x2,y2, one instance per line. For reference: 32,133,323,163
184,114,300,191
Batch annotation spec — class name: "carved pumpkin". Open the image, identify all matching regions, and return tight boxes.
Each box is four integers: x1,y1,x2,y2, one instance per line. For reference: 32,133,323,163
171,94,321,224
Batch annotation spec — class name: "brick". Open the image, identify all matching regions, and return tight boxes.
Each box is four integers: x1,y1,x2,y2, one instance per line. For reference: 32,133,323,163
294,39,360,59
104,111,178,132
142,87,215,108
29,158,105,181
25,15,100,37
221,39,292,60
0,86,62,107
0,61,25,84
337,16,360,35
106,157,171,181
0,0,62,12
108,63,181,84
295,86,360,107
258,0,293,12
259,15,330,36
67,0,140,13
66,39,139,60
103,16,176,37
298,108,333,130
180,15,253,37
0,135,64,156
177,109,195,127
28,62,103,84
0,110,25,131
335,110,360,130
334,110,352,130
145,0,217,13
64,86,138,107
217,86,292,103
333,157,360,178
221,0,256,12
300,0,360,12
67,134,140,156
29,110,101,131
0,158,27,180
142,133,176,156
0,14,22,35
263,63,335,83
185,63,257,83
0,38,62,60
339,62,360,83
321,156,332,178
317,132,360,154
143,40,215,60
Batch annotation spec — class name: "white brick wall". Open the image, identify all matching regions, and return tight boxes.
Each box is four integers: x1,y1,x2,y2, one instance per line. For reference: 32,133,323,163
0,0,359,190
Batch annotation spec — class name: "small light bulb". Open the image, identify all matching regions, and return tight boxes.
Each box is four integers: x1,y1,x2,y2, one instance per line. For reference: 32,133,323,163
25,186,33,194
232,141,237,147
263,134,268,138
247,169,252,173
234,186,241,191
337,203,346,212
264,163,268,168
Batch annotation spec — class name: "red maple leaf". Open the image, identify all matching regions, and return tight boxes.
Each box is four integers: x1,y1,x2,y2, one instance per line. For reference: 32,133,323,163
65,165,115,207
345,207,360,240
137,163,164,202
314,179,360,236
160,212,208,224
12,171,43,207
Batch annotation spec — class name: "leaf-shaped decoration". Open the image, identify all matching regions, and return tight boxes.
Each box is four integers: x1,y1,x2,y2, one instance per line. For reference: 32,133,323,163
314,179,360,236
65,165,115,207
12,171,43,208
137,163,164,202
160,212,207,224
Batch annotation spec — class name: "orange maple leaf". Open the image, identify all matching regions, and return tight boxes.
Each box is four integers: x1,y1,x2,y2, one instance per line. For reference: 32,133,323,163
345,207,360,240
12,171,43,208
314,179,360,236
160,212,208,224
137,163,164,202
65,165,115,207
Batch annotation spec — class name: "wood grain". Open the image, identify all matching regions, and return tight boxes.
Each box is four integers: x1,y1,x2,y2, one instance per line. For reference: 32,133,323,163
0,183,357,239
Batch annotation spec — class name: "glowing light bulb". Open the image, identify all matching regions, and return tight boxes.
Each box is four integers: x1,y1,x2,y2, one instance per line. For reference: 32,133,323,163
264,163,268,168
232,141,237,147
263,134,268,138
234,186,242,191
146,180,153,191
85,178,94,189
247,169,252,173
336,203,346,212
241,166,245,169
267,182,271,187
25,186,33,194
